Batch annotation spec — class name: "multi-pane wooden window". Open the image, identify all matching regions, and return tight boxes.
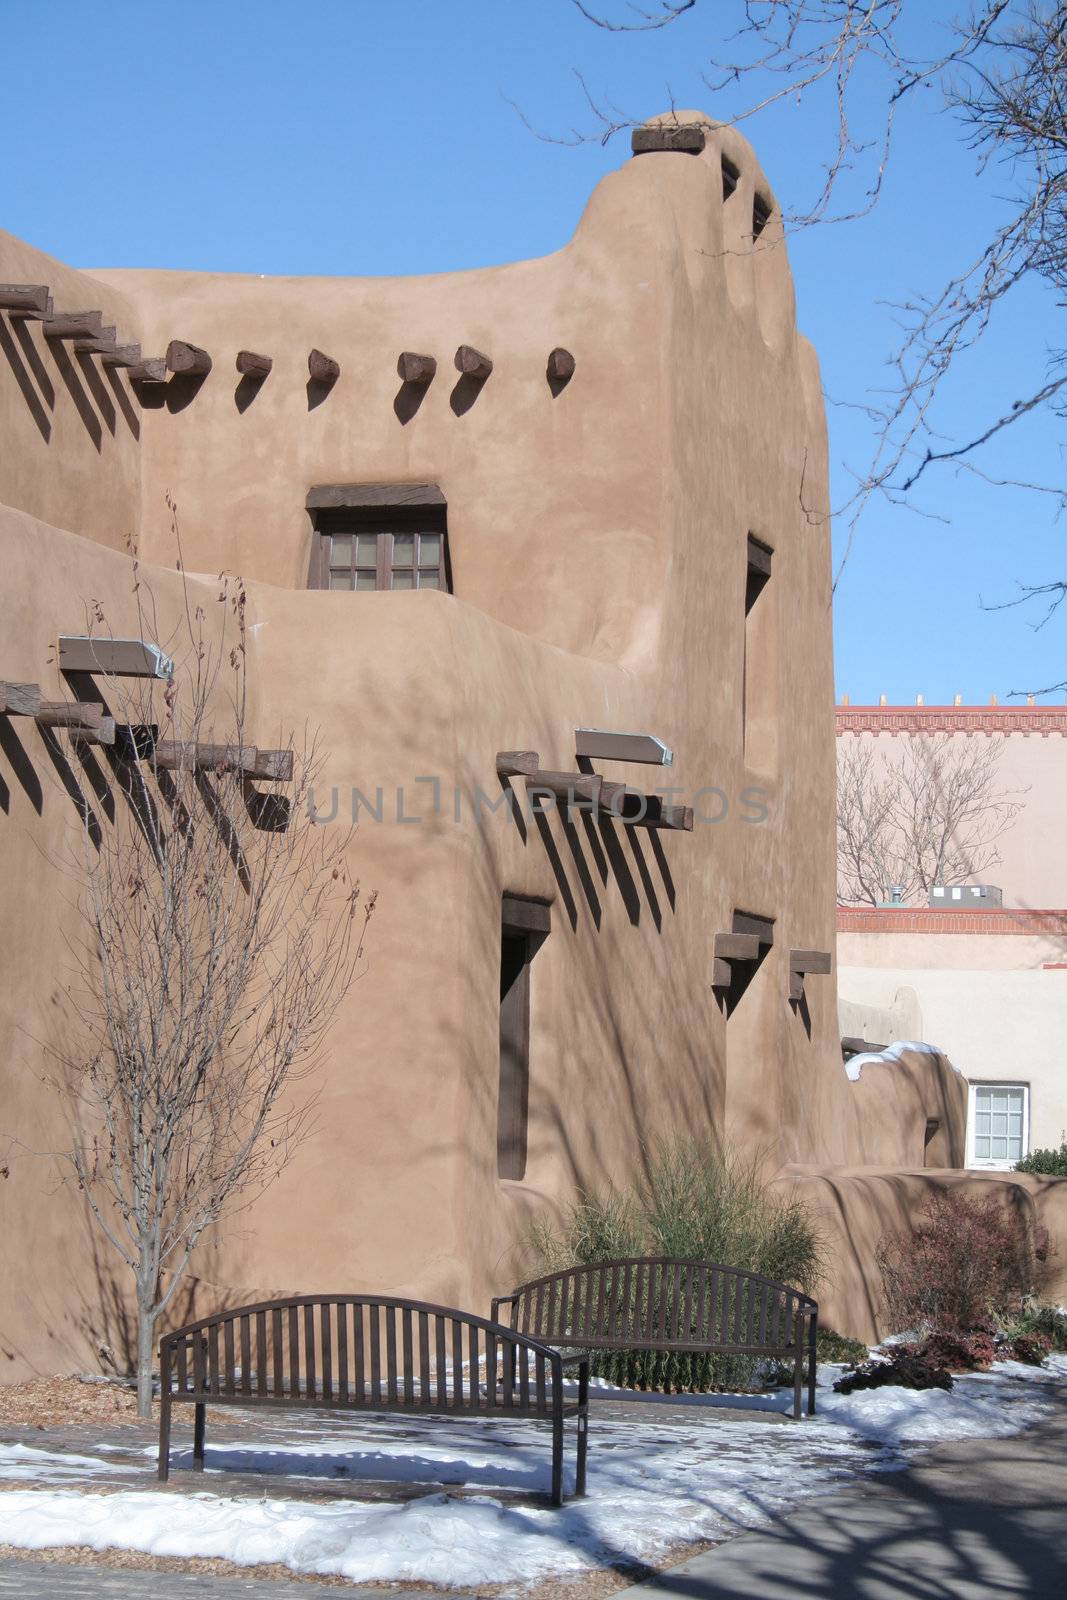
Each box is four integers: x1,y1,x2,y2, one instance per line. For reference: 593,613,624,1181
321,528,447,592
307,488,450,593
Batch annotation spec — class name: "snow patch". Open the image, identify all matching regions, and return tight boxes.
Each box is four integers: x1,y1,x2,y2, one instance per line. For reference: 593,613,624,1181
845,1039,951,1081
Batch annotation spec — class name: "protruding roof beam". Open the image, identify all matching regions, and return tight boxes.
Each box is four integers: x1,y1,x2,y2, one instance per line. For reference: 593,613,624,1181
575,728,673,766
68,717,116,748
72,328,117,353
632,123,706,155
43,311,104,340
152,743,294,781
127,358,168,383
454,344,492,379
0,682,106,726
547,347,575,381
525,770,603,806
166,340,212,377
99,344,144,368
397,352,436,385
0,284,51,316
308,349,340,384
496,750,539,779
236,350,272,379
790,950,832,975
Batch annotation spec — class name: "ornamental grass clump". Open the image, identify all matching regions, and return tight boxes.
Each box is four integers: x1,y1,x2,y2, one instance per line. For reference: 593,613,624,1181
530,1142,825,1394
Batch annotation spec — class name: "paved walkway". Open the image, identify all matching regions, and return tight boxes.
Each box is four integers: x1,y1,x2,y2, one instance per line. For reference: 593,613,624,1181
615,1395,1067,1599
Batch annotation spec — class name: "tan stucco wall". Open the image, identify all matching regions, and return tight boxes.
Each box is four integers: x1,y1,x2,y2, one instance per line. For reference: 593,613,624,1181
0,117,1009,1378
0,231,142,552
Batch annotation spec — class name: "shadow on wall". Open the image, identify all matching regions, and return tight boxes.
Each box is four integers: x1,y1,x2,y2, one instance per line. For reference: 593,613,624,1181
0,313,143,450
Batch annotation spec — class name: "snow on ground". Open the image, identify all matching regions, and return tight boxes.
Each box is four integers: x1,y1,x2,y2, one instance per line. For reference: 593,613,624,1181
0,1357,1062,1590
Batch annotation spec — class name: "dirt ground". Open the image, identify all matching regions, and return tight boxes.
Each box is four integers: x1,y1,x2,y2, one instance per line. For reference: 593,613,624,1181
0,1377,150,1428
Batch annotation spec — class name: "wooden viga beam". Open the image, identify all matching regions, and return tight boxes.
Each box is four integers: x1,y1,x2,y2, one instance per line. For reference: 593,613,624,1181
0,681,105,726
152,742,294,781
167,340,212,377
308,349,340,384
67,717,116,747
397,351,436,385
236,350,272,379
0,284,52,317
496,750,539,778
127,357,168,383
43,310,104,340
789,948,832,1003
455,344,492,379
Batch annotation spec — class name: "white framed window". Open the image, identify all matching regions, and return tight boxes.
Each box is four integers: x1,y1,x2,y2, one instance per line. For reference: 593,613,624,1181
967,1082,1029,1170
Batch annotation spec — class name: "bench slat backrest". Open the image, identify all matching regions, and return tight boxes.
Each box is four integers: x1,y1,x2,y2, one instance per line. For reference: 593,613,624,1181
498,1258,815,1352
160,1296,559,1415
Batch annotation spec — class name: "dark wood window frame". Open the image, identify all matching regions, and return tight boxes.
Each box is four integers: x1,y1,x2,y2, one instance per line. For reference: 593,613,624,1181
306,483,452,594
497,895,550,1183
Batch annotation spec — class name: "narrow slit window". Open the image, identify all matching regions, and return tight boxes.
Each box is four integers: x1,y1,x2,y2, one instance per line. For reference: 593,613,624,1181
752,193,772,239
743,535,776,772
721,155,740,202
497,896,550,1182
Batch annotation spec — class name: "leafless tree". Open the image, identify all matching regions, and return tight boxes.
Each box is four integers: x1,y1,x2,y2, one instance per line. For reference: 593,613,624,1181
837,731,1025,904
566,3,1067,555
55,562,374,1416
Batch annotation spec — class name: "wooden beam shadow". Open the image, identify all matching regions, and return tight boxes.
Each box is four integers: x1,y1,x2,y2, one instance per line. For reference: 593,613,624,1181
0,317,51,441
235,374,266,414
532,809,578,931
790,989,813,1039
48,340,103,449
648,830,676,910
166,372,209,414
103,363,139,438
394,379,430,424
624,829,661,931
36,724,103,849
0,715,44,813
595,815,641,927
76,351,117,435
560,812,602,929
11,317,55,408
449,373,486,416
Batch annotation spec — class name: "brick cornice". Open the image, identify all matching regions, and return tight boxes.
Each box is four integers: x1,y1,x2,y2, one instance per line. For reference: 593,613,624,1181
835,705,1067,737
838,907,1067,935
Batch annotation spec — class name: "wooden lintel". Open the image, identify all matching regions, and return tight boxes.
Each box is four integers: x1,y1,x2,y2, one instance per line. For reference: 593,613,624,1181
37,701,105,729
128,358,168,383
712,958,732,989
0,284,50,315
547,347,575,381
502,894,552,936
72,328,117,354
496,750,539,779
454,344,492,379
99,344,143,367
0,681,43,716
167,340,212,377
152,742,294,781
397,351,437,385
306,482,445,511
632,123,706,155
236,350,272,379
790,949,832,975
789,973,805,1002
43,310,104,340
714,932,761,963
525,770,602,806
575,728,673,766
69,717,116,748
308,349,340,384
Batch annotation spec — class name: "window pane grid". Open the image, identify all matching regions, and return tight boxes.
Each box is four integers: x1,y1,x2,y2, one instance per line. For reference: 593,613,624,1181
973,1086,1026,1163
318,525,448,594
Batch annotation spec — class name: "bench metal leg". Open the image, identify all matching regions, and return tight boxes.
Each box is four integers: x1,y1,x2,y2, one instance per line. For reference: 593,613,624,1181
807,1312,818,1416
575,1360,589,1497
157,1392,171,1482
792,1346,803,1420
193,1402,206,1470
550,1387,564,1507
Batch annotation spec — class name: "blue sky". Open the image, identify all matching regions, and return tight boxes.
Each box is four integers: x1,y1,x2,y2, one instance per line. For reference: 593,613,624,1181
2,0,1063,703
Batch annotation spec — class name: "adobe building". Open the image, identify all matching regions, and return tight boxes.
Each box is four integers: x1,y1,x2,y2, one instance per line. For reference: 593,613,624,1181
836,701,1067,1167
0,113,1061,1372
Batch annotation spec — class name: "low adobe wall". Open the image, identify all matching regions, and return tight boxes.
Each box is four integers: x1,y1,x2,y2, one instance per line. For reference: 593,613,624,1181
777,1165,1067,1344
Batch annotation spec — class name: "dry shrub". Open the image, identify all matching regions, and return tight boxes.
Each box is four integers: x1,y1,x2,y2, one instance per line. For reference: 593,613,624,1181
878,1189,1038,1334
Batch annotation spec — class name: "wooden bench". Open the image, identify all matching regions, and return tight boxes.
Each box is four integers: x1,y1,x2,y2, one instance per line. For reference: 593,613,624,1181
493,1257,818,1418
158,1294,589,1506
